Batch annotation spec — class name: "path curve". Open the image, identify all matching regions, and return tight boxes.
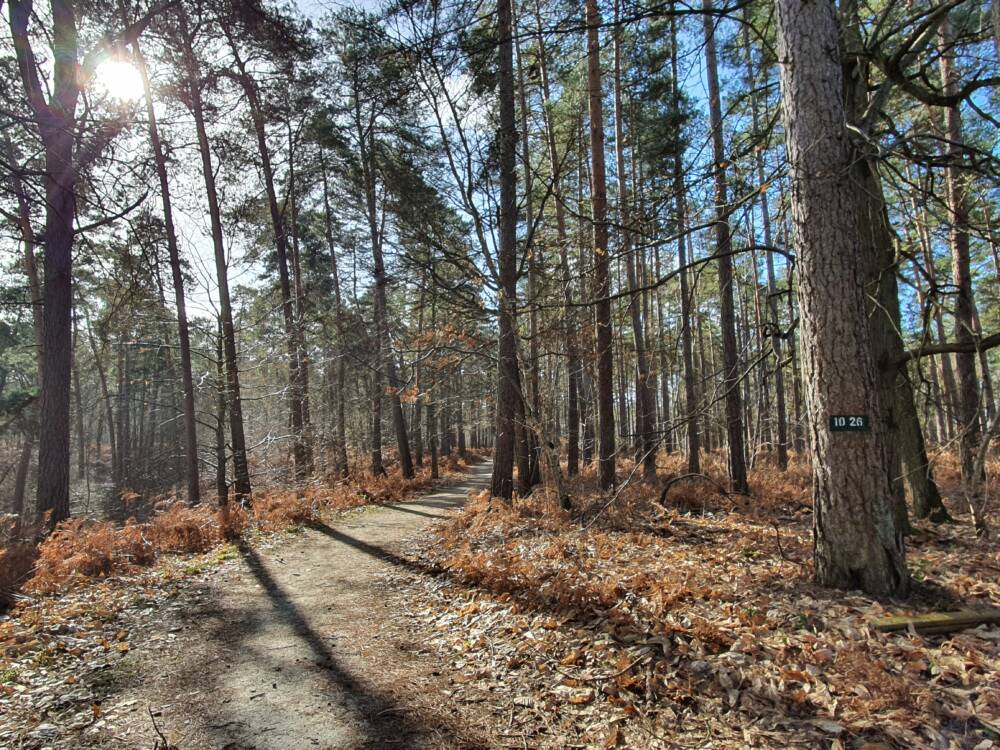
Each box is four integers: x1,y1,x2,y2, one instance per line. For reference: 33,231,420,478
125,462,494,750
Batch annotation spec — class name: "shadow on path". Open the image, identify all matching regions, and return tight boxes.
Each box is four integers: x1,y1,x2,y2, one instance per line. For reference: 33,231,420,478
234,540,481,749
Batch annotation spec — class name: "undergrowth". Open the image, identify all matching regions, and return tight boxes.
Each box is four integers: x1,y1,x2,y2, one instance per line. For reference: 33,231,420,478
423,449,1000,748
2,451,487,604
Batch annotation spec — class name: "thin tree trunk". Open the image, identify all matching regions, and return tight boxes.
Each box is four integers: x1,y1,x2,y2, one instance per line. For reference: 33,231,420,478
939,16,980,482
319,150,350,478
225,40,308,480
613,3,655,478
215,328,228,507
743,20,788,470
136,43,201,504
586,0,616,489
180,10,251,504
671,16,701,474
703,1,748,493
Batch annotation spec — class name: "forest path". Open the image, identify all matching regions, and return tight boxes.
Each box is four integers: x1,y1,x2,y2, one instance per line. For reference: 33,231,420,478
122,461,495,750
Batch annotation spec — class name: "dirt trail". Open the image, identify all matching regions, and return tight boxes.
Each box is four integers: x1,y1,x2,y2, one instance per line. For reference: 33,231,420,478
118,462,495,750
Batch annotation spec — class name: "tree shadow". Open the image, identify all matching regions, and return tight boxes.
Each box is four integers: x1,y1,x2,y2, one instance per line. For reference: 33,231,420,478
227,540,484,748
306,521,443,577
372,503,442,520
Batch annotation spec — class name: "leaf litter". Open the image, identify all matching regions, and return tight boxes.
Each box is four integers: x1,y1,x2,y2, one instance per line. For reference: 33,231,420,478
381,452,1000,749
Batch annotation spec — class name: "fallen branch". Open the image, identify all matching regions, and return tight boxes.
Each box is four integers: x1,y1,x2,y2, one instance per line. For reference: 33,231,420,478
872,608,1000,635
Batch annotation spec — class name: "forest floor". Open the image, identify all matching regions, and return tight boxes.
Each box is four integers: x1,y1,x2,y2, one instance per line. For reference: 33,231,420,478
1,462,500,750
2,453,999,750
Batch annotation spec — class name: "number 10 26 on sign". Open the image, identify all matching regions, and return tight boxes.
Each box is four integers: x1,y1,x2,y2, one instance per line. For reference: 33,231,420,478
829,415,870,432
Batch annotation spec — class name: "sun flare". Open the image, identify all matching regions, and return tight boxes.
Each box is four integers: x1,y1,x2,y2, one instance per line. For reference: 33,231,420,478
95,59,145,103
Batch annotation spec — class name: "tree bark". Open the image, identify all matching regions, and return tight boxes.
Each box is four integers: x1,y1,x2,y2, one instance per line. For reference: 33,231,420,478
491,0,521,501
586,0,616,490
775,0,908,596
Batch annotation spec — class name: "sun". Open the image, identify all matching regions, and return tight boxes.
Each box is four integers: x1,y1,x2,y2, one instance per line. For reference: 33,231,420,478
94,59,145,103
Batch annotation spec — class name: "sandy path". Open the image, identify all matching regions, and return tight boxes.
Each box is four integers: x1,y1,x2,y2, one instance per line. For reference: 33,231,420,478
120,462,495,750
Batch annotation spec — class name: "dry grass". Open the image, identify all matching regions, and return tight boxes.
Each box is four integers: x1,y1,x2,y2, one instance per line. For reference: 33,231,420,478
1,451,485,604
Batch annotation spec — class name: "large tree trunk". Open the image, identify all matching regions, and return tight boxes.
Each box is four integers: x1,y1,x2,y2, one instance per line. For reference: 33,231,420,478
586,0,616,490
775,0,908,596
181,11,251,504
9,0,78,526
703,0,748,494
491,0,520,501
34,107,75,527
136,44,201,505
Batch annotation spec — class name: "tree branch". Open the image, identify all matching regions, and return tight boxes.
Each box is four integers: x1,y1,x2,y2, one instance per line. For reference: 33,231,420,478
893,332,1000,368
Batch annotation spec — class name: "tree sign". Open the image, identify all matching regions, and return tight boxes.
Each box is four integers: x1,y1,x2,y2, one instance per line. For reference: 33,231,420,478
829,415,870,432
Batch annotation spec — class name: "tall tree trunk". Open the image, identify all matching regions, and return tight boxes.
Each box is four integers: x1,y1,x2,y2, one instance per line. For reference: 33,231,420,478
775,0,908,596
586,0,616,489
10,0,77,526
938,16,980,483
180,10,251,504
136,44,201,504
287,122,315,474
491,0,521,501
533,1,580,475
353,92,414,480
613,3,655,478
515,26,541,489
703,1,748,493
319,150,350,478
671,15,700,474
841,4,949,524
225,40,309,480
742,20,788,470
